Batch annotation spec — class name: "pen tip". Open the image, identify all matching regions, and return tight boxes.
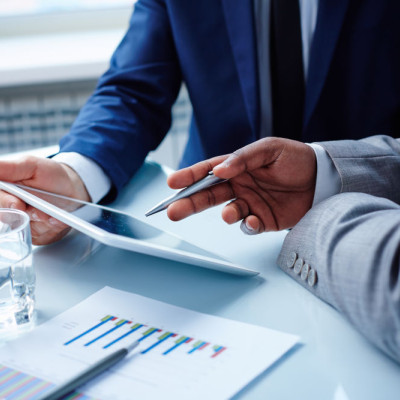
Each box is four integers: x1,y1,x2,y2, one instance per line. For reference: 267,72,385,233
145,204,166,217
127,340,140,353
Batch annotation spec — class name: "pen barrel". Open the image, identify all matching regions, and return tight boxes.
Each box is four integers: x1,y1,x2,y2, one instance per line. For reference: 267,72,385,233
176,174,226,199
165,174,226,205
37,349,128,400
145,172,227,216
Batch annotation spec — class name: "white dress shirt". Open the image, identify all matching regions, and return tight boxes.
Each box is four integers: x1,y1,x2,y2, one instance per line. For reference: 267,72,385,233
54,0,341,206
53,152,111,203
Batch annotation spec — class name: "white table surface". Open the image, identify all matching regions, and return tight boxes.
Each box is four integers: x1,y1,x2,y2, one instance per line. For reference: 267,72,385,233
1,149,400,399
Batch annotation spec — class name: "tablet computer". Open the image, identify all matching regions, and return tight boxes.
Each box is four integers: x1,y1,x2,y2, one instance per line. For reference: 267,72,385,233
0,181,258,276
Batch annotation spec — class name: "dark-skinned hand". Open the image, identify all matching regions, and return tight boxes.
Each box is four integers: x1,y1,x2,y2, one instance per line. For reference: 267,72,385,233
166,137,317,235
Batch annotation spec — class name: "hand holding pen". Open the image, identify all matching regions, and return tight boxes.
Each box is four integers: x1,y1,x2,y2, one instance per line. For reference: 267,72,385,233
147,138,317,235
145,170,227,216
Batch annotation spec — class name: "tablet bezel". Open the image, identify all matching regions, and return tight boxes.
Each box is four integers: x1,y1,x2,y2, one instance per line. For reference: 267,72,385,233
0,181,258,276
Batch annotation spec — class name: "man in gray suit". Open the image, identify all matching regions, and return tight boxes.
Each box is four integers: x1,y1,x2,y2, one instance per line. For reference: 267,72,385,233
166,135,400,364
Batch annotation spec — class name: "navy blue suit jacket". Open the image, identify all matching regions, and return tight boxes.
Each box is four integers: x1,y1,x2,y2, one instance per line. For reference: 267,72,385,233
60,0,400,195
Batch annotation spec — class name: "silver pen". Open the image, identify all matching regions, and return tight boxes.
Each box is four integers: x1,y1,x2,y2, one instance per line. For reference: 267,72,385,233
145,171,227,216
37,340,140,400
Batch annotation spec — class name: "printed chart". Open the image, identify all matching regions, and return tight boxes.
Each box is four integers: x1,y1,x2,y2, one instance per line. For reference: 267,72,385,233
0,287,299,400
0,365,94,400
64,314,226,357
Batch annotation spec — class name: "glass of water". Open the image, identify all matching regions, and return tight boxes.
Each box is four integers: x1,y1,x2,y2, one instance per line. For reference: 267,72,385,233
0,209,35,329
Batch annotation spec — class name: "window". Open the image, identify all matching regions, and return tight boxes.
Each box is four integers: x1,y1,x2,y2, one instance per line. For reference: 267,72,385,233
0,0,134,17
0,0,136,37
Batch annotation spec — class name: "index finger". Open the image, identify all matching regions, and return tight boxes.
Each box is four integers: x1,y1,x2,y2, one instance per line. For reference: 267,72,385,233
213,138,291,179
167,155,228,189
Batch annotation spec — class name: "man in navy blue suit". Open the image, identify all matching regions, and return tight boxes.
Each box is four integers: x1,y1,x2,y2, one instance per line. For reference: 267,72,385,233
0,0,399,244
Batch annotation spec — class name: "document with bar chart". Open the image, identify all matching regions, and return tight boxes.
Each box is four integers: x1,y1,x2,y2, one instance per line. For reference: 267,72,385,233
0,287,299,400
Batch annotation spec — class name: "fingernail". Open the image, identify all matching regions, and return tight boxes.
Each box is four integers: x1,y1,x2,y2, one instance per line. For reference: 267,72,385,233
49,218,64,226
31,212,41,222
220,160,230,168
240,220,256,235
49,218,63,227
9,203,18,209
215,161,229,172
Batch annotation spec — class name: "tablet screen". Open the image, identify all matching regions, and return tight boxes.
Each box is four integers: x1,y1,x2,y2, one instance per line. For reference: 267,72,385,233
0,181,258,276
10,185,227,260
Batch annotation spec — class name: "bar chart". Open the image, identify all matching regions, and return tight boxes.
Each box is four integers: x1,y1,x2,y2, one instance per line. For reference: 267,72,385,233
63,314,227,358
0,287,299,400
0,365,96,400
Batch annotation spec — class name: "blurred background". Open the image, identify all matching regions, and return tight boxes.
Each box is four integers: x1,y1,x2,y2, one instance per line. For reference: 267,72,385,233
0,0,190,169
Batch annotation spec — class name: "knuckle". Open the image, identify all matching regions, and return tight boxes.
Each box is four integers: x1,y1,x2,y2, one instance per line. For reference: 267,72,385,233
20,155,38,164
206,189,217,207
235,199,249,219
226,198,249,221
188,196,199,214
230,150,248,171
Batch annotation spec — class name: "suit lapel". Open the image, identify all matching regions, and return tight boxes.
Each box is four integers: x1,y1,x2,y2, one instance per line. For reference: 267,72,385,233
304,0,350,130
222,0,259,136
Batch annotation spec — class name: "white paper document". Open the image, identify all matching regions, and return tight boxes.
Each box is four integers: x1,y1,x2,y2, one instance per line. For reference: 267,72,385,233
0,287,299,399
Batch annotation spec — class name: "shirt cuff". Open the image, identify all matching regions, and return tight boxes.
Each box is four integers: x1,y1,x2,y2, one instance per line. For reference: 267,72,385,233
52,152,111,203
307,143,341,206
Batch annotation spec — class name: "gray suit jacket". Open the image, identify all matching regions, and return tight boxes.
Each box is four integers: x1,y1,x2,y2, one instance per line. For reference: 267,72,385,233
277,135,400,363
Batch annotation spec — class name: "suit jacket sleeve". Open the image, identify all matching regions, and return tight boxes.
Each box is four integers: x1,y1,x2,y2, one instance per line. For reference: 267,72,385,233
277,193,400,363
59,0,182,195
319,135,400,203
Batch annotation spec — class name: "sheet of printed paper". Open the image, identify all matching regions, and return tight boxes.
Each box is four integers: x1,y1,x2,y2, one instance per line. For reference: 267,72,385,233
0,287,299,400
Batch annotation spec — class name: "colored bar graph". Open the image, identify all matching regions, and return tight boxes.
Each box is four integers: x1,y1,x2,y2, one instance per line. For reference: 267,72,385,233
22,381,53,399
138,327,161,342
0,366,10,378
84,319,131,346
0,365,97,400
211,345,227,358
0,370,20,388
0,375,33,398
4,377,41,400
64,315,116,345
63,314,227,360
163,336,193,355
141,332,177,354
1,315,229,400
188,340,209,354
0,366,54,400
103,323,144,349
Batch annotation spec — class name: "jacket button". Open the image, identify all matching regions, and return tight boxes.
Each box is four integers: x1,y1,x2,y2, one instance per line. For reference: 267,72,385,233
294,258,304,275
287,252,297,268
301,263,310,281
308,268,318,287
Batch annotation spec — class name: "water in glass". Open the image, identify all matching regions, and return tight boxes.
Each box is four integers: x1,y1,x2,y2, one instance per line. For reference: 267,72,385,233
0,209,35,329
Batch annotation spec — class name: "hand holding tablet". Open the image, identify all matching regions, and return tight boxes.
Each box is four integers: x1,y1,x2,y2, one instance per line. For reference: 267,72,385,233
0,181,258,276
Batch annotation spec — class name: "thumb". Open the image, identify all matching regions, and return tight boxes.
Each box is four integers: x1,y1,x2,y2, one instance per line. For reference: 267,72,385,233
213,137,289,179
0,157,38,182
0,191,27,211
